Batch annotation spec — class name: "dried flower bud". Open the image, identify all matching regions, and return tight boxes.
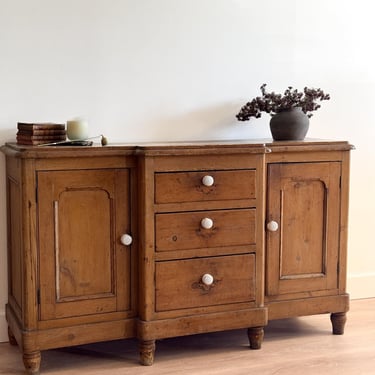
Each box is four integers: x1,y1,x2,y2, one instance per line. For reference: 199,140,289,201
236,84,330,121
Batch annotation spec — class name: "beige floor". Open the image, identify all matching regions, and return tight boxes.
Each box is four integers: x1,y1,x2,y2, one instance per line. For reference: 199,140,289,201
1,298,374,375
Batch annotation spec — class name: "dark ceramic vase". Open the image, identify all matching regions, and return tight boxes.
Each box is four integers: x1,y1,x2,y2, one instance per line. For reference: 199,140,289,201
269,107,310,141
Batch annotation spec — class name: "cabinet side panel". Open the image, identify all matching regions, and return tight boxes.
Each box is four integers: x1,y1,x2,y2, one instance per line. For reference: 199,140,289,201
7,176,23,312
338,151,351,293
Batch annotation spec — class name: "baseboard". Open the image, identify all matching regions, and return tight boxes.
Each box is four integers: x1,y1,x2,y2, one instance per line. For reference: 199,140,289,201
348,273,375,299
0,309,7,342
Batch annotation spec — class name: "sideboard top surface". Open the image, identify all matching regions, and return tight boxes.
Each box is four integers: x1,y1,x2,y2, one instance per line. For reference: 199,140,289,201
1,139,353,159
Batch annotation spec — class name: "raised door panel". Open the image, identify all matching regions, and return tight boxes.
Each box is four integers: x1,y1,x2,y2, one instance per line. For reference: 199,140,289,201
37,169,132,320
266,162,341,297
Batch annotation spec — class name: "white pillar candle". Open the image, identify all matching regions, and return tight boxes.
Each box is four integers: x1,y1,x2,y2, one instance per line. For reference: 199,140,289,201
66,118,89,140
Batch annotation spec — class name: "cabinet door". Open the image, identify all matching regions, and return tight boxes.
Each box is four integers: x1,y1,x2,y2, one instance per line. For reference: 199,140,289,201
266,162,341,298
37,169,132,320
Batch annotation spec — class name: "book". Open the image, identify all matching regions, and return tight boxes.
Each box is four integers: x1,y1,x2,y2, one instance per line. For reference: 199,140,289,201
17,122,66,131
17,129,66,136
16,122,67,146
17,134,67,142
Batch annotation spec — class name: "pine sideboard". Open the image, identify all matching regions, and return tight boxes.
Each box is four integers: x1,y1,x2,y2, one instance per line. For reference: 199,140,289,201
1,140,353,374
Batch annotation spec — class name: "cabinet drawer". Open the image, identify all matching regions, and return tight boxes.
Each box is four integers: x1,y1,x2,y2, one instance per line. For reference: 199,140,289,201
155,254,255,311
155,169,256,204
155,209,256,252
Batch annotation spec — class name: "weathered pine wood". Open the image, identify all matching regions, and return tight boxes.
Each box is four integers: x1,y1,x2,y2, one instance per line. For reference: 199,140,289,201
1,140,352,374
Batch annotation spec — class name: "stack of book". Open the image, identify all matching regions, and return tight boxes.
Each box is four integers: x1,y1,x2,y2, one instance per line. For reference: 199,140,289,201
17,122,66,145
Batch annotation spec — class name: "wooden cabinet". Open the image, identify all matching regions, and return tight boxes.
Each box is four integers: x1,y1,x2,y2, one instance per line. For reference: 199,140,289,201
1,140,353,373
2,145,137,374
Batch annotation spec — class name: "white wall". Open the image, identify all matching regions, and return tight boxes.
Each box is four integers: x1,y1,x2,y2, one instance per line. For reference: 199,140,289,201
0,0,374,342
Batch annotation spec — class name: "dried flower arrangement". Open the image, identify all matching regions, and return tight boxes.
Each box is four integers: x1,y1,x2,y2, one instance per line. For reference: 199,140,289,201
236,84,330,121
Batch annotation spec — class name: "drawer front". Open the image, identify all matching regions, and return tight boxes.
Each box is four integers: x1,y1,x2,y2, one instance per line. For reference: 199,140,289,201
155,254,256,311
155,169,256,204
155,209,256,252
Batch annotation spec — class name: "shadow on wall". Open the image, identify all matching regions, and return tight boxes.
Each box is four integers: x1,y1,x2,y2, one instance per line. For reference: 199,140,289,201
0,105,271,145
140,101,269,142
0,127,17,144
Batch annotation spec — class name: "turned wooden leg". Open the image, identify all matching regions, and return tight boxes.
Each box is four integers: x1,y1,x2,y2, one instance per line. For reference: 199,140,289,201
139,339,155,366
23,351,41,375
7,326,17,346
247,327,264,349
330,312,347,335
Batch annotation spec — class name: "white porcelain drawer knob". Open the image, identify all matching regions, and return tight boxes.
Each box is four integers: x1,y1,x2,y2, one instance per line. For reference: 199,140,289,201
202,175,214,187
201,217,214,229
267,220,279,232
120,234,133,246
202,273,214,286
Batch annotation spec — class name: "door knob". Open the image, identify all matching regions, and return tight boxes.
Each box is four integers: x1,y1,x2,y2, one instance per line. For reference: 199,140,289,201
201,217,214,229
120,234,133,246
202,273,214,286
201,175,214,187
267,220,279,232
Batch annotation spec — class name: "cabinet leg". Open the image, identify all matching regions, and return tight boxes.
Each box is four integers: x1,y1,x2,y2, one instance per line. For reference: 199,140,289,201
7,326,17,346
139,339,155,366
247,327,264,349
330,312,347,335
23,351,41,375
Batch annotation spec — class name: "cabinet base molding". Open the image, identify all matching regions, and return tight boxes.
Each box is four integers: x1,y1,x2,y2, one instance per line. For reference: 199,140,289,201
6,304,136,352
137,308,267,365
7,325,18,346
266,294,349,325
137,308,267,341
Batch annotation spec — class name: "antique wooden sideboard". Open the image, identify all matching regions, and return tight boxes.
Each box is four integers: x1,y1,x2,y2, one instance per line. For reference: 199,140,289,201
1,139,352,374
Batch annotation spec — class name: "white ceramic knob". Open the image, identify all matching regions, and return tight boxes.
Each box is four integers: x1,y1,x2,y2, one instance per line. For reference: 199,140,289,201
267,221,279,232
201,217,214,229
202,273,214,286
202,175,214,187
120,234,133,246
